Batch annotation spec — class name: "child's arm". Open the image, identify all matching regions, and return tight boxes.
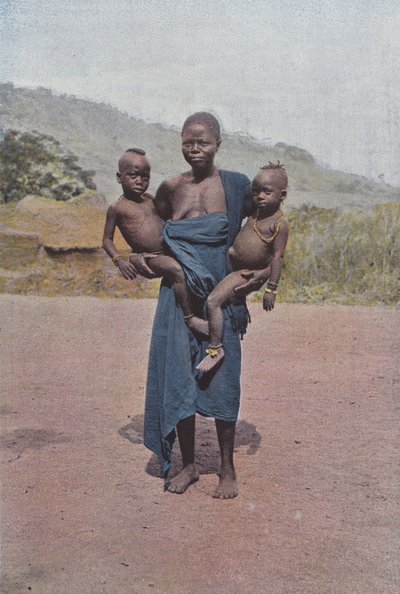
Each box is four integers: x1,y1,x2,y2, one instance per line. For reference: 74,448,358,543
102,205,138,280
263,221,289,311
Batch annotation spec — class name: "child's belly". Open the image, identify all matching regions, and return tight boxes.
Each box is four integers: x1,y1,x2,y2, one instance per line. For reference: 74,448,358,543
229,229,272,270
119,219,164,253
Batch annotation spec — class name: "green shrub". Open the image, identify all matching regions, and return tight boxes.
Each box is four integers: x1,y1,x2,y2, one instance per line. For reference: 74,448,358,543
0,129,96,203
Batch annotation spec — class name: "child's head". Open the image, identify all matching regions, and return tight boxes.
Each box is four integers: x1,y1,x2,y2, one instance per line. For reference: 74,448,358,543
181,112,221,169
116,148,150,198
252,162,288,211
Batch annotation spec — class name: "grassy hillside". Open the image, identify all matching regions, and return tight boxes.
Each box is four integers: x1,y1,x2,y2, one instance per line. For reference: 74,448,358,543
280,204,400,305
1,83,399,209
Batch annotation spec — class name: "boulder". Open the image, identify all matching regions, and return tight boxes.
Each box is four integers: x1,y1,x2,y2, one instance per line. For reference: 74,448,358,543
0,223,41,268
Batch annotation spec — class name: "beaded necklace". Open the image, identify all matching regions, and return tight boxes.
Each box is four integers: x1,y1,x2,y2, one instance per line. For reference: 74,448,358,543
252,209,284,244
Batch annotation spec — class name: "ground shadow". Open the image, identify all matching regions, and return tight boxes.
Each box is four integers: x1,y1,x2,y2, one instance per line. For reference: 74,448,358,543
119,414,261,477
0,428,69,461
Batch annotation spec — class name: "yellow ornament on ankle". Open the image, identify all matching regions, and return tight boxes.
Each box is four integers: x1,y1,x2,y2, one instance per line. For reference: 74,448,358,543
206,344,223,358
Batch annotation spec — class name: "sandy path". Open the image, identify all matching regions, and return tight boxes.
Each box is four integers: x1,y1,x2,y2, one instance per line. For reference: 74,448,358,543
0,296,399,594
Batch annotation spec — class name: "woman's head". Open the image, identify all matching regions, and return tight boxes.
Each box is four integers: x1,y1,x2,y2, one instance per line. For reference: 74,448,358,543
181,112,221,140
181,112,221,171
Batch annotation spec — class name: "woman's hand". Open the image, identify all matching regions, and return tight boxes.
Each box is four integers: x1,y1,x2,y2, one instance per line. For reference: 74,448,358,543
117,258,139,280
128,253,159,278
233,269,269,296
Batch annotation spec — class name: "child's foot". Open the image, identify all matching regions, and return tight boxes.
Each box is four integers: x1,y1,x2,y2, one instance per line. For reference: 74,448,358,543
196,345,225,372
185,316,209,338
167,464,199,494
213,469,238,499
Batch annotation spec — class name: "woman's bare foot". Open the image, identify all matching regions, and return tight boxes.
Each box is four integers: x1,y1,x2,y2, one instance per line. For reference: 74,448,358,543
212,469,238,499
196,346,225,372
185,316,209,338
167,464,199,494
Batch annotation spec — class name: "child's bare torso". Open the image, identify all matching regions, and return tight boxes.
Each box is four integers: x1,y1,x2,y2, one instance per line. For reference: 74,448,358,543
115,194,164,253
229,211,283,270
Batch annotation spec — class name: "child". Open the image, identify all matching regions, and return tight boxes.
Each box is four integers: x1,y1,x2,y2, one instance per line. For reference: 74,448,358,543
102,148,208,336
197,162,289,372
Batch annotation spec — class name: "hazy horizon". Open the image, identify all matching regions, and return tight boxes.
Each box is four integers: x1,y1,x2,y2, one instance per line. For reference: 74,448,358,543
1,0,400,185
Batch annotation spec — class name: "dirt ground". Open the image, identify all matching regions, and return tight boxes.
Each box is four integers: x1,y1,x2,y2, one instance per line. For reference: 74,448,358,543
0,295,399,594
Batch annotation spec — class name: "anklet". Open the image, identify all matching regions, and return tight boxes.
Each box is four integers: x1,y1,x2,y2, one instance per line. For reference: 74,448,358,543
206,344,223,358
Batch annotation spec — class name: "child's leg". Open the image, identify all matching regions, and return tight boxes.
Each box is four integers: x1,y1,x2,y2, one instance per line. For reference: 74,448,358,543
197,271,250,372
148,255,208,336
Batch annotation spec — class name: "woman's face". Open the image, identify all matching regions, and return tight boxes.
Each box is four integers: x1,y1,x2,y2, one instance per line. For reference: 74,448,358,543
181,123,220,170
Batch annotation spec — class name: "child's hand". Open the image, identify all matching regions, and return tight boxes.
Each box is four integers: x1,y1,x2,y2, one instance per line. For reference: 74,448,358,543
263,292,276,311
117,258,138,280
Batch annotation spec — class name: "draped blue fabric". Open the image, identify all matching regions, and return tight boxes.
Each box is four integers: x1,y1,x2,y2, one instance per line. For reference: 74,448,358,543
163,213,229,299
143,170,251,477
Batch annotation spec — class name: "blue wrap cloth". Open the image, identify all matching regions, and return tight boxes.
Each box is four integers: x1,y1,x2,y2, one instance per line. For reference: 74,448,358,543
163,213,228,299
143,170,251,477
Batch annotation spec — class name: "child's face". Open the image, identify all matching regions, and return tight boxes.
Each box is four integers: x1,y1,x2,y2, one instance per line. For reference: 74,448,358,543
117,153,150,198
181,123,221,170
252,171,286,210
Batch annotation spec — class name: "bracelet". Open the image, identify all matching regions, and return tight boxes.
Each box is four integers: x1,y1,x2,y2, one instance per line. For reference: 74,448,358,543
112,254,124,266
266,281,278,289
264,287,277,295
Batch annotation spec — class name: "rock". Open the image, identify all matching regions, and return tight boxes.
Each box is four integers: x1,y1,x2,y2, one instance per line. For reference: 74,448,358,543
70,192,108,211
0,224,41,267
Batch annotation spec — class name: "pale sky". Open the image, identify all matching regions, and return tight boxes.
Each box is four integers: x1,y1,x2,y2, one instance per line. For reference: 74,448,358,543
1,0,400,185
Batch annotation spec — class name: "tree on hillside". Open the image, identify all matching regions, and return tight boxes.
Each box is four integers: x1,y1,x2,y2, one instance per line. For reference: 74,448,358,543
0,129,96,203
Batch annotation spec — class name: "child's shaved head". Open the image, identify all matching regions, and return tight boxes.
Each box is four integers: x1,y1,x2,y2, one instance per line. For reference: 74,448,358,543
125,147,146,156
118,148,149,172
181,112,221,140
